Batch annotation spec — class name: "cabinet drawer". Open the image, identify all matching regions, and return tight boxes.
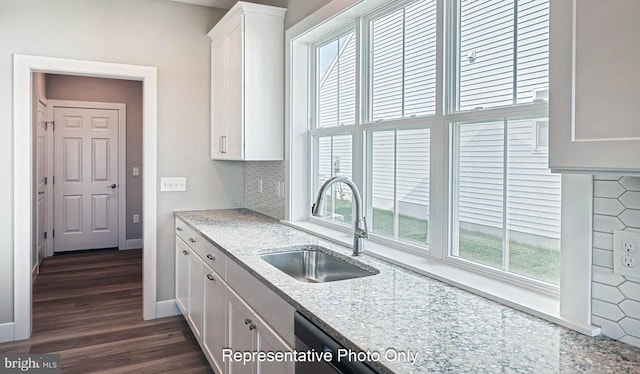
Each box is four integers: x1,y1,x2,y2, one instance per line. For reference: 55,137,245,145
175,218,226,278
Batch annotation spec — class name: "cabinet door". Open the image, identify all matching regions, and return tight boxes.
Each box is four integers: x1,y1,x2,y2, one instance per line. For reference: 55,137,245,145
228,289,255,374
549,0,640,171
211,34,226,160
203,269,227,374
255,315,294,374
188,252,204,340
223,14,244,160
175,237,190,315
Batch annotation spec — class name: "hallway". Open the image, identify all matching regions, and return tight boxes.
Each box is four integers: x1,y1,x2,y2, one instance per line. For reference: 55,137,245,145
0,249,212,373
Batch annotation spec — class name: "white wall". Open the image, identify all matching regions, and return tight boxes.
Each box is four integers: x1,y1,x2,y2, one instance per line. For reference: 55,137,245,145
284,0,333,28
0,0,245,324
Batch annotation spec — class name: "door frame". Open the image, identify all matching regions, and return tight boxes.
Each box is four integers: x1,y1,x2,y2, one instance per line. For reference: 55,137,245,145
47,100,128,254
13,54,158,341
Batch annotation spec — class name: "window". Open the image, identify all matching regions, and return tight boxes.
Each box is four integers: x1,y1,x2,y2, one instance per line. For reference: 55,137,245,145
304,0,557,287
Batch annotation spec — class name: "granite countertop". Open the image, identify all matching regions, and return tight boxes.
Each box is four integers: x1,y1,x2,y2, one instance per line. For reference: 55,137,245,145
175,209,640,373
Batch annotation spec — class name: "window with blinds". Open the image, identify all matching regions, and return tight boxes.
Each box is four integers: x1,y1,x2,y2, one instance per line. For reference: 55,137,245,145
316,32,357,128
457,0,549,111
370,0,437,122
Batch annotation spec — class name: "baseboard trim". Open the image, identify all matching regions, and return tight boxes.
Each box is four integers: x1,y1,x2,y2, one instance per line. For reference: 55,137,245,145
121,239,143,250
156,300,180,318
0,322,15,343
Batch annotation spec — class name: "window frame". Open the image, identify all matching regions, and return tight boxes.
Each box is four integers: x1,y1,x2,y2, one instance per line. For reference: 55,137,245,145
303,0,558,293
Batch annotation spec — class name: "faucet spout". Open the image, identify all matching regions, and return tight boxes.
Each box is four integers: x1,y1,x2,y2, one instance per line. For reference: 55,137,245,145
311,176,368,256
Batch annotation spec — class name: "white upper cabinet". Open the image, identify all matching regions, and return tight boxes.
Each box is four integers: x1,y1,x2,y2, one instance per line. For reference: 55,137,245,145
208,2,286,161
549,0,640,172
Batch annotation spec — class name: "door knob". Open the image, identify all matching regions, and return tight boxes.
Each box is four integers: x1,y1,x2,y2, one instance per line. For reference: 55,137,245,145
107,183,117,189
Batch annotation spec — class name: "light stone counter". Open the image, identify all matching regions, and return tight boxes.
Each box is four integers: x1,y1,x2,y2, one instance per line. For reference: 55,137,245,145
175,209,640,373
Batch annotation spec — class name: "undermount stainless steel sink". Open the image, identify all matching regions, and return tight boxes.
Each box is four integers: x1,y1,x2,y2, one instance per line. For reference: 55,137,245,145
260,246,379,283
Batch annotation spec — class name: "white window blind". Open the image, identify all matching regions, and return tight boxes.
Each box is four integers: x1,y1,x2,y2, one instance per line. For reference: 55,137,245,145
317,32,357,128
458,0,549,111
370,0,437,121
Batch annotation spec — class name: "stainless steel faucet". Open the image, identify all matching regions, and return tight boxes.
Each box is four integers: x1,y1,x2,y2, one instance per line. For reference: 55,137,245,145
311,176,368,256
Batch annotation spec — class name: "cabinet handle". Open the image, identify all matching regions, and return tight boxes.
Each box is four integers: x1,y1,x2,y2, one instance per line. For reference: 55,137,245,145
219,136,223,153
189,238,196,244
176,227,183,232
182,250,189,255
206,274,216,282
244,318,252,325
222,136,227,154
249,323,256,331
206,254,216,261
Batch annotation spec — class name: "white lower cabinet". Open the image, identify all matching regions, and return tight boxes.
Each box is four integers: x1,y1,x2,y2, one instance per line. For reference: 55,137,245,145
188,251,204,340
175,237,190,314
175,219,294,374
203,269,227,374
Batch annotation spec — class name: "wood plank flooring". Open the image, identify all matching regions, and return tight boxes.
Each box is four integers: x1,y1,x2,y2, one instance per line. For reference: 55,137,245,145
0,249,213,374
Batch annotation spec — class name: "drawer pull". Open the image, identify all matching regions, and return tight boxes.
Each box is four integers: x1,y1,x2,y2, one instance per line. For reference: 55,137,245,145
206,254,216,261
182,250,189,255
189,238,196,244
206,274,216,282
176,227,183,232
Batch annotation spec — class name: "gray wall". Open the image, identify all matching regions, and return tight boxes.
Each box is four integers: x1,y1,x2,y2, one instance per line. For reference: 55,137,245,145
0,0,245,324
46,74,144,241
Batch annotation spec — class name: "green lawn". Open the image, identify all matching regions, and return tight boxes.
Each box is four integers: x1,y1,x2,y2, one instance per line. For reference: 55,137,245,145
330,198,560,284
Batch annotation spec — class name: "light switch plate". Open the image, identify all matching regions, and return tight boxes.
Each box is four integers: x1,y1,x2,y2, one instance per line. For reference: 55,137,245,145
160,177,187,192
613,230,640,279
133,167,140,176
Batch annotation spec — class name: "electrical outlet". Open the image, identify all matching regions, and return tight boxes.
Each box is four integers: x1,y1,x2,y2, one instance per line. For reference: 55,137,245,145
613,230,640,279
258,179,263,194
133,214,140,224
275,181,281,197
160,177,187,192
279,181,285,198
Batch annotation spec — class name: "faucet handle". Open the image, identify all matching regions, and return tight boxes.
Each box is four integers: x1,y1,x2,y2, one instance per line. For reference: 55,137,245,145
361,216,369,239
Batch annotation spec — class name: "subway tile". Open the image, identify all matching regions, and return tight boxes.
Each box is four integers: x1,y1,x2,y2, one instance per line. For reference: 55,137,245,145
592,282,625,304
619,191,640,210
619,317,640,338
619,209,640,229
593,248,614,268
592,299,625,321
594,174,622,182
620,335,640,348
620,177,640,192
592,265,625,286
593,215,625,233
594,180,625,198
594,198,625,216
592,316,626,339
619,299,640,320
619,281,640,302
593,232,613,251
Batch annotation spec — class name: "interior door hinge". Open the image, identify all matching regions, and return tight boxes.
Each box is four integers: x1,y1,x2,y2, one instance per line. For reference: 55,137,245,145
52,176,55,184
44,231,47,239
44,121,54,131
44,177,48,185
53,230,55,238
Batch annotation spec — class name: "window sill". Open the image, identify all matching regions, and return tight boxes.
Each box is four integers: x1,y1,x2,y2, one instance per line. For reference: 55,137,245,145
282,220,600,336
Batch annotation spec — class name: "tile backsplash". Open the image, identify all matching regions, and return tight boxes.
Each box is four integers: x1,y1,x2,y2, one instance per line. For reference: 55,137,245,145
592,175,640,348
245,161,285,220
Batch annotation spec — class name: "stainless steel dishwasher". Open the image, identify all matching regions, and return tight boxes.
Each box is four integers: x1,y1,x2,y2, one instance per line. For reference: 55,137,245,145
294,312,378,374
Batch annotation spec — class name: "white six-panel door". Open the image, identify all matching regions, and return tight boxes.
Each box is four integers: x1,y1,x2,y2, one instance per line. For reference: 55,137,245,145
54,106,119,252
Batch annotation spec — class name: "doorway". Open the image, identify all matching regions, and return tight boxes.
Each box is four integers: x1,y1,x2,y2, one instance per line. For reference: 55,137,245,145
13,55,159,341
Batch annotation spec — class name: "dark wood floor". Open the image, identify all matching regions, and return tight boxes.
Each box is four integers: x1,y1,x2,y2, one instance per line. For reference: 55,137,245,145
0,249,213,374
